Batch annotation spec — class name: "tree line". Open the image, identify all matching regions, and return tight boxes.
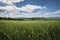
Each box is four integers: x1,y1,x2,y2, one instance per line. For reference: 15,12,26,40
0,17,60,21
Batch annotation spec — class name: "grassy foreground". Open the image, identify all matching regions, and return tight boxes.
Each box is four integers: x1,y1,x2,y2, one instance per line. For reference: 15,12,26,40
0,20,60,40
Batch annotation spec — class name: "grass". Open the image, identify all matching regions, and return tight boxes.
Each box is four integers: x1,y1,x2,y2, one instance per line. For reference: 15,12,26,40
0,20,60,40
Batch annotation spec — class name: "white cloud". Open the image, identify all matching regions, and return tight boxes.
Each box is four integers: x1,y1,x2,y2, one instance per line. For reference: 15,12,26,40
0,5,19,18
0,4,46,13
40,10,60,17
19,4,46,12
0,0,24,5
53,10,60,14
0,5,60,18
0,10,60,18
45,10,60,16
0,5,18,12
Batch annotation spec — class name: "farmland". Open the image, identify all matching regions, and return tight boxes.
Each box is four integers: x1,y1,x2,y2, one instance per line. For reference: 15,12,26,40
0,20,60,40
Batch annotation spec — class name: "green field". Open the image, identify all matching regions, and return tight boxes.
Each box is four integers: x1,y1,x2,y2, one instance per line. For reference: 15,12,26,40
0,20,60,40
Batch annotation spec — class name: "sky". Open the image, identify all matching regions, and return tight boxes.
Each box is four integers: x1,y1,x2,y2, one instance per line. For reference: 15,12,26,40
0,0,60,18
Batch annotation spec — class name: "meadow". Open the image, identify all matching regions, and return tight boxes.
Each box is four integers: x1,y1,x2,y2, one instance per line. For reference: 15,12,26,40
0,20,60,40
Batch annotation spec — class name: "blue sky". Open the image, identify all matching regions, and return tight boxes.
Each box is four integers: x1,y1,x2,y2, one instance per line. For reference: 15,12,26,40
0,0,60,18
